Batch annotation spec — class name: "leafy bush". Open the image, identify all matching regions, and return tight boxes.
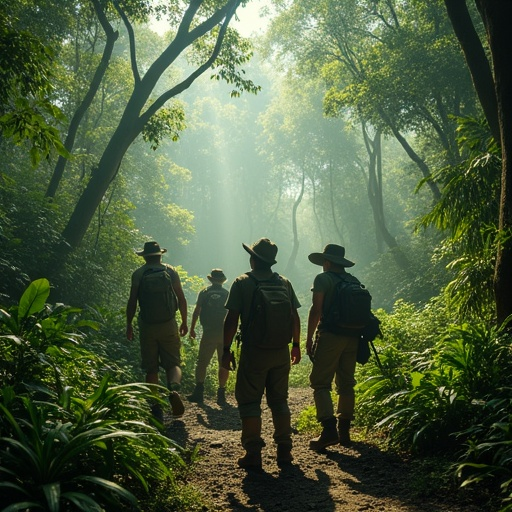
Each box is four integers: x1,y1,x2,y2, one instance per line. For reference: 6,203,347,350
0,379,186,511
356,303,512,456
0,279,204,511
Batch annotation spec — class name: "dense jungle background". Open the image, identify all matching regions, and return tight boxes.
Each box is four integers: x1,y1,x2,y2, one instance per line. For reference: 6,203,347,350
1,0,512,510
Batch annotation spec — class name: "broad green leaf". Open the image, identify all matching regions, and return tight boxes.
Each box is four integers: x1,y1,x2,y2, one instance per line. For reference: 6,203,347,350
18,279,50,320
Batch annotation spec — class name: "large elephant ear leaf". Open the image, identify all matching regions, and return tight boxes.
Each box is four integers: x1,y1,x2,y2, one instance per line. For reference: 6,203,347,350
18,278,51,320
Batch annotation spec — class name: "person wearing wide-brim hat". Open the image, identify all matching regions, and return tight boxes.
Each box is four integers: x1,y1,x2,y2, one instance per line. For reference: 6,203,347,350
126,241,188,421
188,268,230,406
221,238,302,470
306,244,360,451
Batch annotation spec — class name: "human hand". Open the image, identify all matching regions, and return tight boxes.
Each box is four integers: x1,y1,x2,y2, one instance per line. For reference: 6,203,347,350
190,328,196,339
306,337,317,362
180,323,188,337
126,324,133,341
291,345,301,365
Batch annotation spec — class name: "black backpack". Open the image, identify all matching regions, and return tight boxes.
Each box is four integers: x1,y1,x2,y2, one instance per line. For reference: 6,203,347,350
199,286,228,330
138,266,178,324
322,272,372,335
242,272,293,349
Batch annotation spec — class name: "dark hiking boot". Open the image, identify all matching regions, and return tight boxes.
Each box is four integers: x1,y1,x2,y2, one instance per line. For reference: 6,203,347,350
150,404,164,423
169,391,185,417
276,444,293,466
338,418,352,447
309,417,339,451
188,383,204,403
238,451,262,470
216,387,227,406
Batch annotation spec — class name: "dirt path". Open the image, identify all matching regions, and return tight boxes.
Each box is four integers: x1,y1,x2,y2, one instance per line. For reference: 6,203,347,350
167,387,488,512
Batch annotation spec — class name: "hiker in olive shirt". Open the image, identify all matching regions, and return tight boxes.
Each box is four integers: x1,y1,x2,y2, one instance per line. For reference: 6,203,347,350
222,238,301,469
307,244,359,450
126,241,188,422
188,269,229,406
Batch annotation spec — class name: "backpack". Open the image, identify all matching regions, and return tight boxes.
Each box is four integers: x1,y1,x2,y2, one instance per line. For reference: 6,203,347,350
242,272,293,349
357,313,382,365
199,286,228,330
322,272,372,335
138,266,178,324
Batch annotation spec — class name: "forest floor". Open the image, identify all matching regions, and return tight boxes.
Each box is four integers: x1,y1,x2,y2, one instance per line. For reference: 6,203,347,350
166,387,497,512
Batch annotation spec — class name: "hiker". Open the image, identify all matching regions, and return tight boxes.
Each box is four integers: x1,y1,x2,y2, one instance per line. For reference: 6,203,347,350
221,238,301,469
126,240,188,422
188,268,230,406
306,244,362,450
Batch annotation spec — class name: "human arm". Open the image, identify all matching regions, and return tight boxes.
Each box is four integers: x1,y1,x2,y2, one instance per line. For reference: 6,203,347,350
290,308,301,365
126,283,138,341
190,303,201,339
221,309,239,370
172,275,188,336
306,291,324,357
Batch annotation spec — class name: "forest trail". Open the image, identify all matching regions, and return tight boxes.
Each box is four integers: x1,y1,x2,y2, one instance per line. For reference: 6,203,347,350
166,387,484,512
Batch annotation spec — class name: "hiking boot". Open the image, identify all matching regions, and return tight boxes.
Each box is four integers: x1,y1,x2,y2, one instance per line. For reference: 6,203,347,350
338,418,352,447
216,387,227,406
169,391,185,417
309,417,339,451
276,444,293,466
188,383,204,403
238,451,262,470
150,404,164,423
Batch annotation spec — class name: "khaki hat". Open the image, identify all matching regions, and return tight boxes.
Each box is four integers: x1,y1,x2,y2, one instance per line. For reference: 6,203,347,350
308,244,354,267
242,238,277,265
135,241,167,257
207,269,227,283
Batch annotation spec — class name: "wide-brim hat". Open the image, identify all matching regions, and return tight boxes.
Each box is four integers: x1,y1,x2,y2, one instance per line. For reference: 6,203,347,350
242,238,277,265
308,244,354,267
135,241,167,257
207,269,227,283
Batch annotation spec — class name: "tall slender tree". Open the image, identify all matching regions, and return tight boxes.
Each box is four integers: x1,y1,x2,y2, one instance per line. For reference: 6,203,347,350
54,0,257,261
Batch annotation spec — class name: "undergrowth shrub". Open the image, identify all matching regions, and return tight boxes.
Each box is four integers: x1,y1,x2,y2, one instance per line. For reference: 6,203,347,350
0,279,203,511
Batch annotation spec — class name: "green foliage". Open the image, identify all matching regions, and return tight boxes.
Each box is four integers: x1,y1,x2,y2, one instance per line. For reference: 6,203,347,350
0,6,69,164
356,303,512,457
456,388,512,512
0,379,185,511
418,117,501,320
0,278,100,391
0,279,204,511
142,102,187,149
0,176,63,304
208,28,261,97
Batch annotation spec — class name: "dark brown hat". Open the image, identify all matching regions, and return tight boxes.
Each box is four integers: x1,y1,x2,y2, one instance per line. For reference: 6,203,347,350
207,269,227,283
242,238,278,265
308,244,354,267
135,241,167,257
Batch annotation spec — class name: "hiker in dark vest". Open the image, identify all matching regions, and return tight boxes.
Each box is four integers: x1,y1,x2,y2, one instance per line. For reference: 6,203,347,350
188,269,230,406
306,244,359,450
126,241,188,422
221,238,301,469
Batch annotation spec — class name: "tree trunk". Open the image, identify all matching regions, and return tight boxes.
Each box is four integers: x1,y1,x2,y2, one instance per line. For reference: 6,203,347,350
60,120,138,248
285,167,305,276
443,0,500,142
57,0,241,255
363,126,412,272
378,109,441,201
475,0,512,326
46,0,118,198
